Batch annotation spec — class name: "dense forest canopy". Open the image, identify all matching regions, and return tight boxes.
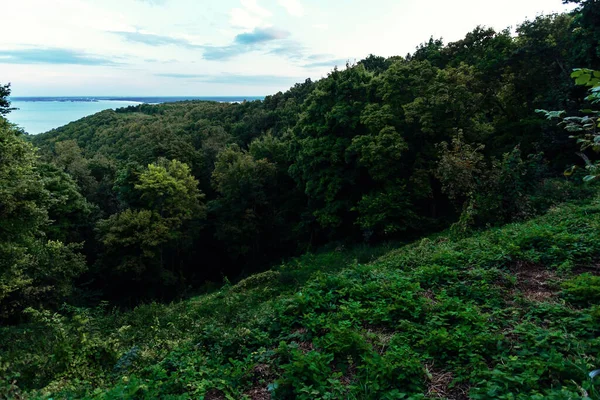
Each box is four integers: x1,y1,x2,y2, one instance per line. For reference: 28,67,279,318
0,1,597,309
0,1,590,311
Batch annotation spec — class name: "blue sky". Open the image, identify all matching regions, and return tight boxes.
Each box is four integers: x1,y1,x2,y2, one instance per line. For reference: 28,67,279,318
1,0,573,96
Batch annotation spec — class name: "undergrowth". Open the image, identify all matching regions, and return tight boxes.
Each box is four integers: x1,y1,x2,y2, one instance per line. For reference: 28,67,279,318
3,198,600,399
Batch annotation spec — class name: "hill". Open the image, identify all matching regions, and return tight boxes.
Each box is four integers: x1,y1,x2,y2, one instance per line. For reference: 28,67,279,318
23,7,600,305
3,196,600,399
2,1,600,398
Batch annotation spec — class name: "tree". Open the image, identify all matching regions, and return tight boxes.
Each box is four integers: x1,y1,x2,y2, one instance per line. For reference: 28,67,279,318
564,0,600,67
38,163,95,243
96,159,205,299
289,64,374,234
0,119,85,320
211,145,277,259
538,68,600,180
135,159,205,221
0,83,15,116
436,133,545,229
53,140,97,197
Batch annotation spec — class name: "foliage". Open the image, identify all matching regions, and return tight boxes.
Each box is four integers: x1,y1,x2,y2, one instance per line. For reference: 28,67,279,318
561,273,600,306
96,160,206,300
0,118,86,321
0,83,15,116
538,68,600,182
3,197,600,398
211,145,277,259
3,3,600,396
436,133,553,230
26,5,599,280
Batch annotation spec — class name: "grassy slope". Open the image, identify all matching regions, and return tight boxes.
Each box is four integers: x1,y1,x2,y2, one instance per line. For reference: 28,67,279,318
4,198,600,399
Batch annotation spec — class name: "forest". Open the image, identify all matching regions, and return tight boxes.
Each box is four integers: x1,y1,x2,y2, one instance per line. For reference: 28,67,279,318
2,0,600,398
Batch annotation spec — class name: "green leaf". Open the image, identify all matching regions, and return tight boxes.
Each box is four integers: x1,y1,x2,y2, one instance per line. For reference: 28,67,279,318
576,74,591,86
564,165,577,176
583,175,597,182
571,69,584,78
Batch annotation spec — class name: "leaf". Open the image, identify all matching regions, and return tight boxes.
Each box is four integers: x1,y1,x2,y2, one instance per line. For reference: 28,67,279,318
576,74,591,86
535,109,565,120
583,175,597,182
590,369,600,379
564,166,577,176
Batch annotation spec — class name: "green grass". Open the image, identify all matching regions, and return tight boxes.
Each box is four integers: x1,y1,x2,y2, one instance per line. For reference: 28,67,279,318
4,198,600,399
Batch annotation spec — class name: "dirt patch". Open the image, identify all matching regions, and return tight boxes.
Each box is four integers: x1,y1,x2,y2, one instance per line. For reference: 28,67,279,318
243,387,271,400
292,328,308,336
252,363,272,380
511,262,557,302
422,289,439,306
573,263,600,276
204,389,226,400
426,363,469,399
296,340,314,353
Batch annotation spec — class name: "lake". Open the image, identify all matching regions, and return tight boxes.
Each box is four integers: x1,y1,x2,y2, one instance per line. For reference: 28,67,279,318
7,96,264,135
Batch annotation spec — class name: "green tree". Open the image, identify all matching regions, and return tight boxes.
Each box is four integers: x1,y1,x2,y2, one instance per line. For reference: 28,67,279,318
0,83,15,116
538,68,600,180
289,64,374,234
96,159,205,299
135,159,205,221
211,145,277,259
0,119,85,320
53,140,97,197
38,163,95,243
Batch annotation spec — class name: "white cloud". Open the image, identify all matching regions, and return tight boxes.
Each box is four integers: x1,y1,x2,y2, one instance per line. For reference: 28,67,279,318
229,8,263,29
241,0,272,18
277,0,304,17
230,0,272,29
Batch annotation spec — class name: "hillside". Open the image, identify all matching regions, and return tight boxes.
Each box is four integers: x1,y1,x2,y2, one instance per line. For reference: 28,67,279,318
2,1,600,399
3,196,600,399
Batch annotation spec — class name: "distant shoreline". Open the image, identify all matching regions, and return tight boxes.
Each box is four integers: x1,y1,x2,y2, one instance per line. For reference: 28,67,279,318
10,96,266,104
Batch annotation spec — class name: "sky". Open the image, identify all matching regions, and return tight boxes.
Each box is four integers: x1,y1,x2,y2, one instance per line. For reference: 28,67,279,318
1,0,575,96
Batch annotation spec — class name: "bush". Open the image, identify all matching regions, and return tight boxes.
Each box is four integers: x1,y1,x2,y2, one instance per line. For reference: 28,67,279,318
561,273,600,307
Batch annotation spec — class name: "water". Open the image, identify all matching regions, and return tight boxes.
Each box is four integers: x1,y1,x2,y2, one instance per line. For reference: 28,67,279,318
7,96,264,135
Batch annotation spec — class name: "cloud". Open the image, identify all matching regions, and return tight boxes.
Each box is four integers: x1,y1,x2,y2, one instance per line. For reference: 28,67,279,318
111,31,200,49
202,27,291,60
230,0,272,29
240,0,271,18
230,8,263,29
268,41,305,60
135,0,167,5
111,26,293,61
303,58,349,68
155,72,303,86
0,48,119,66
277,0,304,17
234,27,289,45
